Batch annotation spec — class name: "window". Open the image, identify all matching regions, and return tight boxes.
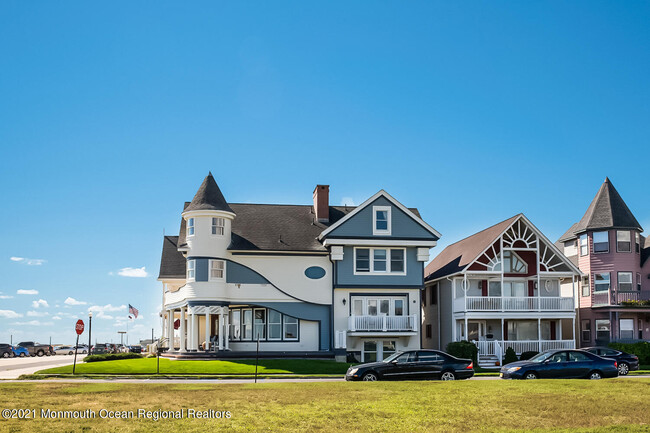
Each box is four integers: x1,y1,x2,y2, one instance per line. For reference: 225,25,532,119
581,276,590,297
186,260,195,281
425,324,432,339
593,231,609,253
594,273,610,292
503,251,527,273
580,234,589,256
394,299,404,316
209,260,225,280
187,218,195,236
268,310,282,340
283,315,298,340
488,281,502,297
354,247,406,274
355,249,370,272
617,230,631,252
352,299,363,316
638,273,642,291
618,272,633,291
350,296,407,317
620,319,634,340
230,310,241,340
212,217,225,235
373,206,391,235
430,285,437,305
568,351,590,362
595,319,610,342
382,341,396,360
636,232,641,253
379,299,390,315
581,320,591,342
367,300,378,316
363,341,378,362
242,309,253,340
395,351,416,364
253,309,266,340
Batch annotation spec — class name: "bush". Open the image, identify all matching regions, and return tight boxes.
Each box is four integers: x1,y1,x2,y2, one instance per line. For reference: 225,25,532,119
83,353,143,363
519,351,538,361
504,347,518,365
446,341,478,364
608,341,650,365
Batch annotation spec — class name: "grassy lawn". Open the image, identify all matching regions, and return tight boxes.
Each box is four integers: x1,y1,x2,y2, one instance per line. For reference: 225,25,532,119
36,358,351,376
0,380,649,432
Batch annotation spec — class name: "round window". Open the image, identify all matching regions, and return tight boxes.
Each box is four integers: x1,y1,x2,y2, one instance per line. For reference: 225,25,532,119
305,266,326,279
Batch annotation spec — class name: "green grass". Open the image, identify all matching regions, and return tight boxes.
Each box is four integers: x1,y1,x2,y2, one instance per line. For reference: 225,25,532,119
0,380,649,432
36,358,352,375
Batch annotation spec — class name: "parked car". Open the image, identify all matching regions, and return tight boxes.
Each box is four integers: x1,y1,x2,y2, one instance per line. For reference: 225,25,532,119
53,346,75,355
75,344,89,354
16,341,54,357
583,347,639,376
500,349,618,380
128,345,142,354
0,343,14,358
91,344,107,355
346,350,474,381
12,345,29,357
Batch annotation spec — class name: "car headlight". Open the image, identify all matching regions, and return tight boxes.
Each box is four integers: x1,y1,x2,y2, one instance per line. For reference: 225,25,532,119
348,368,359,375
507,367,521,373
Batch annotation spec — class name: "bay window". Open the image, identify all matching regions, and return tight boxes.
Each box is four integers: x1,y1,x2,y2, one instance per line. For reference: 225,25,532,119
268,310,282,340
593,231,609,253
617,230,631,252
229,308,299,342
354,247,406,274
242,310,253,340
253,309,266,340
283,315,298,340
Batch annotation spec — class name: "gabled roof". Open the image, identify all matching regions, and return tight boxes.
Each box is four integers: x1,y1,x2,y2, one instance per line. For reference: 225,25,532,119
425,215,519,281
318,190,441,240
158,236,186,279
183,172,234,214
561,178,642,241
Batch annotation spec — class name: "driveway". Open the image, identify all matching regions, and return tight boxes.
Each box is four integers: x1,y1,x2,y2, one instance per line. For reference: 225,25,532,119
0,355,80,379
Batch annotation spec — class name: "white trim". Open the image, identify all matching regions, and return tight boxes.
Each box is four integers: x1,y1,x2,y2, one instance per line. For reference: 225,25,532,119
353,247,407,276
372,205,392,236
318,189,442,240
323,239,437,247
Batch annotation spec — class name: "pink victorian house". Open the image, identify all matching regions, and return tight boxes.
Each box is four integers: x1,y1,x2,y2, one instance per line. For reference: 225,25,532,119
558,178,650,346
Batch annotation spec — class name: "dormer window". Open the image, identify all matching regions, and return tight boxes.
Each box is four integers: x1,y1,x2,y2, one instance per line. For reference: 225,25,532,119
209,260,225,280
187,218,195,237
212,217,225,236
187,260,196,281
373,206,391,235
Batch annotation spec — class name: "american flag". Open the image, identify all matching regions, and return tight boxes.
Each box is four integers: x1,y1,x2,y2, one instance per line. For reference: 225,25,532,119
128,304,139,319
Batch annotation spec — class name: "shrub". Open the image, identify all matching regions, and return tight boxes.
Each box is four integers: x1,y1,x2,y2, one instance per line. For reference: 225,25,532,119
446,341,478,364
608,341,650,365
83,353,143,363
519,351,538,361
503,347,518,365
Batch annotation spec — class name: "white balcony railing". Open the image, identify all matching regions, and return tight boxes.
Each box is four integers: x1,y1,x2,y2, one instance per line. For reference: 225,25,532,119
348,315,417,332
454,296,574,312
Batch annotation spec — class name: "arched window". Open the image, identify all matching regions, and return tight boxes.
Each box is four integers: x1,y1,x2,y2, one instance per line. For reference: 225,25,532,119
504,251,527,274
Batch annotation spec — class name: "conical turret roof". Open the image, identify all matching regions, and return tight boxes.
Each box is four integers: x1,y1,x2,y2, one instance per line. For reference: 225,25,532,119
573,178,642,234
183,172,234,214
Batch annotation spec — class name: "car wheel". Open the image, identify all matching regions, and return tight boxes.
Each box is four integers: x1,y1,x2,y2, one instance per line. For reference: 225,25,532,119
618,363,629,376
524,372,538,380
37,350,44,357
441,371,456,381
2,352,9,358
362,372,378,381
588,371,602,380
20,353,26,357
83,350,87,354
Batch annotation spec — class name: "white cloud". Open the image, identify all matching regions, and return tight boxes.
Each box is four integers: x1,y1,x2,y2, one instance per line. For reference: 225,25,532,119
89,304,125,320
64,297,87,306
31,299,49,308
26,310,49,317
116,267,149,278
0,294,13,299
10,257,46,266
13,320,53,326
98,314,114,320
52,316,62,320
0,310,23,319
17,289,39,295
340,197,355,206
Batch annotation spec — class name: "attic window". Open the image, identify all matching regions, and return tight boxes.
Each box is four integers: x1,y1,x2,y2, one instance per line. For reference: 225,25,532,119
503,251,527,274
373,206,391,235
187,218,195,237
212,218,225,236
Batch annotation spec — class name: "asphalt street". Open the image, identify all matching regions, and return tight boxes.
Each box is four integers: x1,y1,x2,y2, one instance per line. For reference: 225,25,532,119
0,355,79,379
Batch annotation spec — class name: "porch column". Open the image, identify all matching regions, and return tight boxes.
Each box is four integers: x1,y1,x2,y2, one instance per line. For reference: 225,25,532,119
218,311,224,351
205,311,211,351
224,311,230,351
464,317,468,341
167,309,175,350
452,319,457,342
537,318,541,352
536,238,541,312
572,317,576,348
558,320,562,341
186,310,193,351
191,312,198,351
179,307,186,352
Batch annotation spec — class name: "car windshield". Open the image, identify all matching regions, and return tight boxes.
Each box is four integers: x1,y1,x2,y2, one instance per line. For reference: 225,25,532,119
382,352,404,363
528,352,553,363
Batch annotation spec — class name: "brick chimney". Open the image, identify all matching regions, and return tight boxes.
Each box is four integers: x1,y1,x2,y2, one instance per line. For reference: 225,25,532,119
313,185,329,223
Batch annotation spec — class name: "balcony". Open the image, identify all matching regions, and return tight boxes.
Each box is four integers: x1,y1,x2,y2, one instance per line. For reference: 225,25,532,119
453,296,574,312
348,315,417,334
593,290,650,307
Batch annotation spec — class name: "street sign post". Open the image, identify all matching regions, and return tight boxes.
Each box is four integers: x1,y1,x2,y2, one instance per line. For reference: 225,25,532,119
73,319,85,375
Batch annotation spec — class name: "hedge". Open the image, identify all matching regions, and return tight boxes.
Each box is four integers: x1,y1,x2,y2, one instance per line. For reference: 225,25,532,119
519,351,538,361
83,353,143,363
504,347,518,365
608,341,650,364
446,340,478,364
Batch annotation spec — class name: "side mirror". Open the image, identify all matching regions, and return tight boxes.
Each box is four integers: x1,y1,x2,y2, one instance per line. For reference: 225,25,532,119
543,359,551,364
391,360,398,364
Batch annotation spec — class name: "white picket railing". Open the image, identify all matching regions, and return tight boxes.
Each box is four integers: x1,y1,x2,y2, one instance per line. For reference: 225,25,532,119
540,340,575,351
454,296,574,312
348,315,417,332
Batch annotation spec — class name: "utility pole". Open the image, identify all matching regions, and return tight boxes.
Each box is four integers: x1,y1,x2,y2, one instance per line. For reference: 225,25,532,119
88,312,93,352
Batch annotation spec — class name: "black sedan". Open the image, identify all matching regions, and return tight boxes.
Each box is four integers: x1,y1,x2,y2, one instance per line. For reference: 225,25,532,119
345,350,474,381
583,347,639,376
500,349,618,380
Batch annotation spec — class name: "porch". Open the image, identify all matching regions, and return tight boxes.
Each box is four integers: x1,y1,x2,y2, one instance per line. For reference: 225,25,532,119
593,290,650,307
347,314,418,333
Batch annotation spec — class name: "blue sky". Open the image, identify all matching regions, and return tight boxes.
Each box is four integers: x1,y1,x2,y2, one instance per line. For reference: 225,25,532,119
1,2,648,345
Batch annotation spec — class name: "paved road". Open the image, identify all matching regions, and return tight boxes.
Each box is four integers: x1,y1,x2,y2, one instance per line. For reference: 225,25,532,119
0,355,79,379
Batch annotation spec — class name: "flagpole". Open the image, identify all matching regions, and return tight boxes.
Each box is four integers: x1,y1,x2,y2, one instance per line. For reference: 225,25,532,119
126,314,129,346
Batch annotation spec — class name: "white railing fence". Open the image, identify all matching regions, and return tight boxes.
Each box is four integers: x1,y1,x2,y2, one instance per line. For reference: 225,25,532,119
455,296,574,312
348,315,416,332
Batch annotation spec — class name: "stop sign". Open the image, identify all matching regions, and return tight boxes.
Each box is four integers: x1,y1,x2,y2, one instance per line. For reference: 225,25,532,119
75,319,85,335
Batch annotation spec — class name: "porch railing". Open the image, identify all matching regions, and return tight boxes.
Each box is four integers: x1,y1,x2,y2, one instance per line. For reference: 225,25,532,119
348,315,417,332
473,339,575,360
455,296,574,312
593,290,650,306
